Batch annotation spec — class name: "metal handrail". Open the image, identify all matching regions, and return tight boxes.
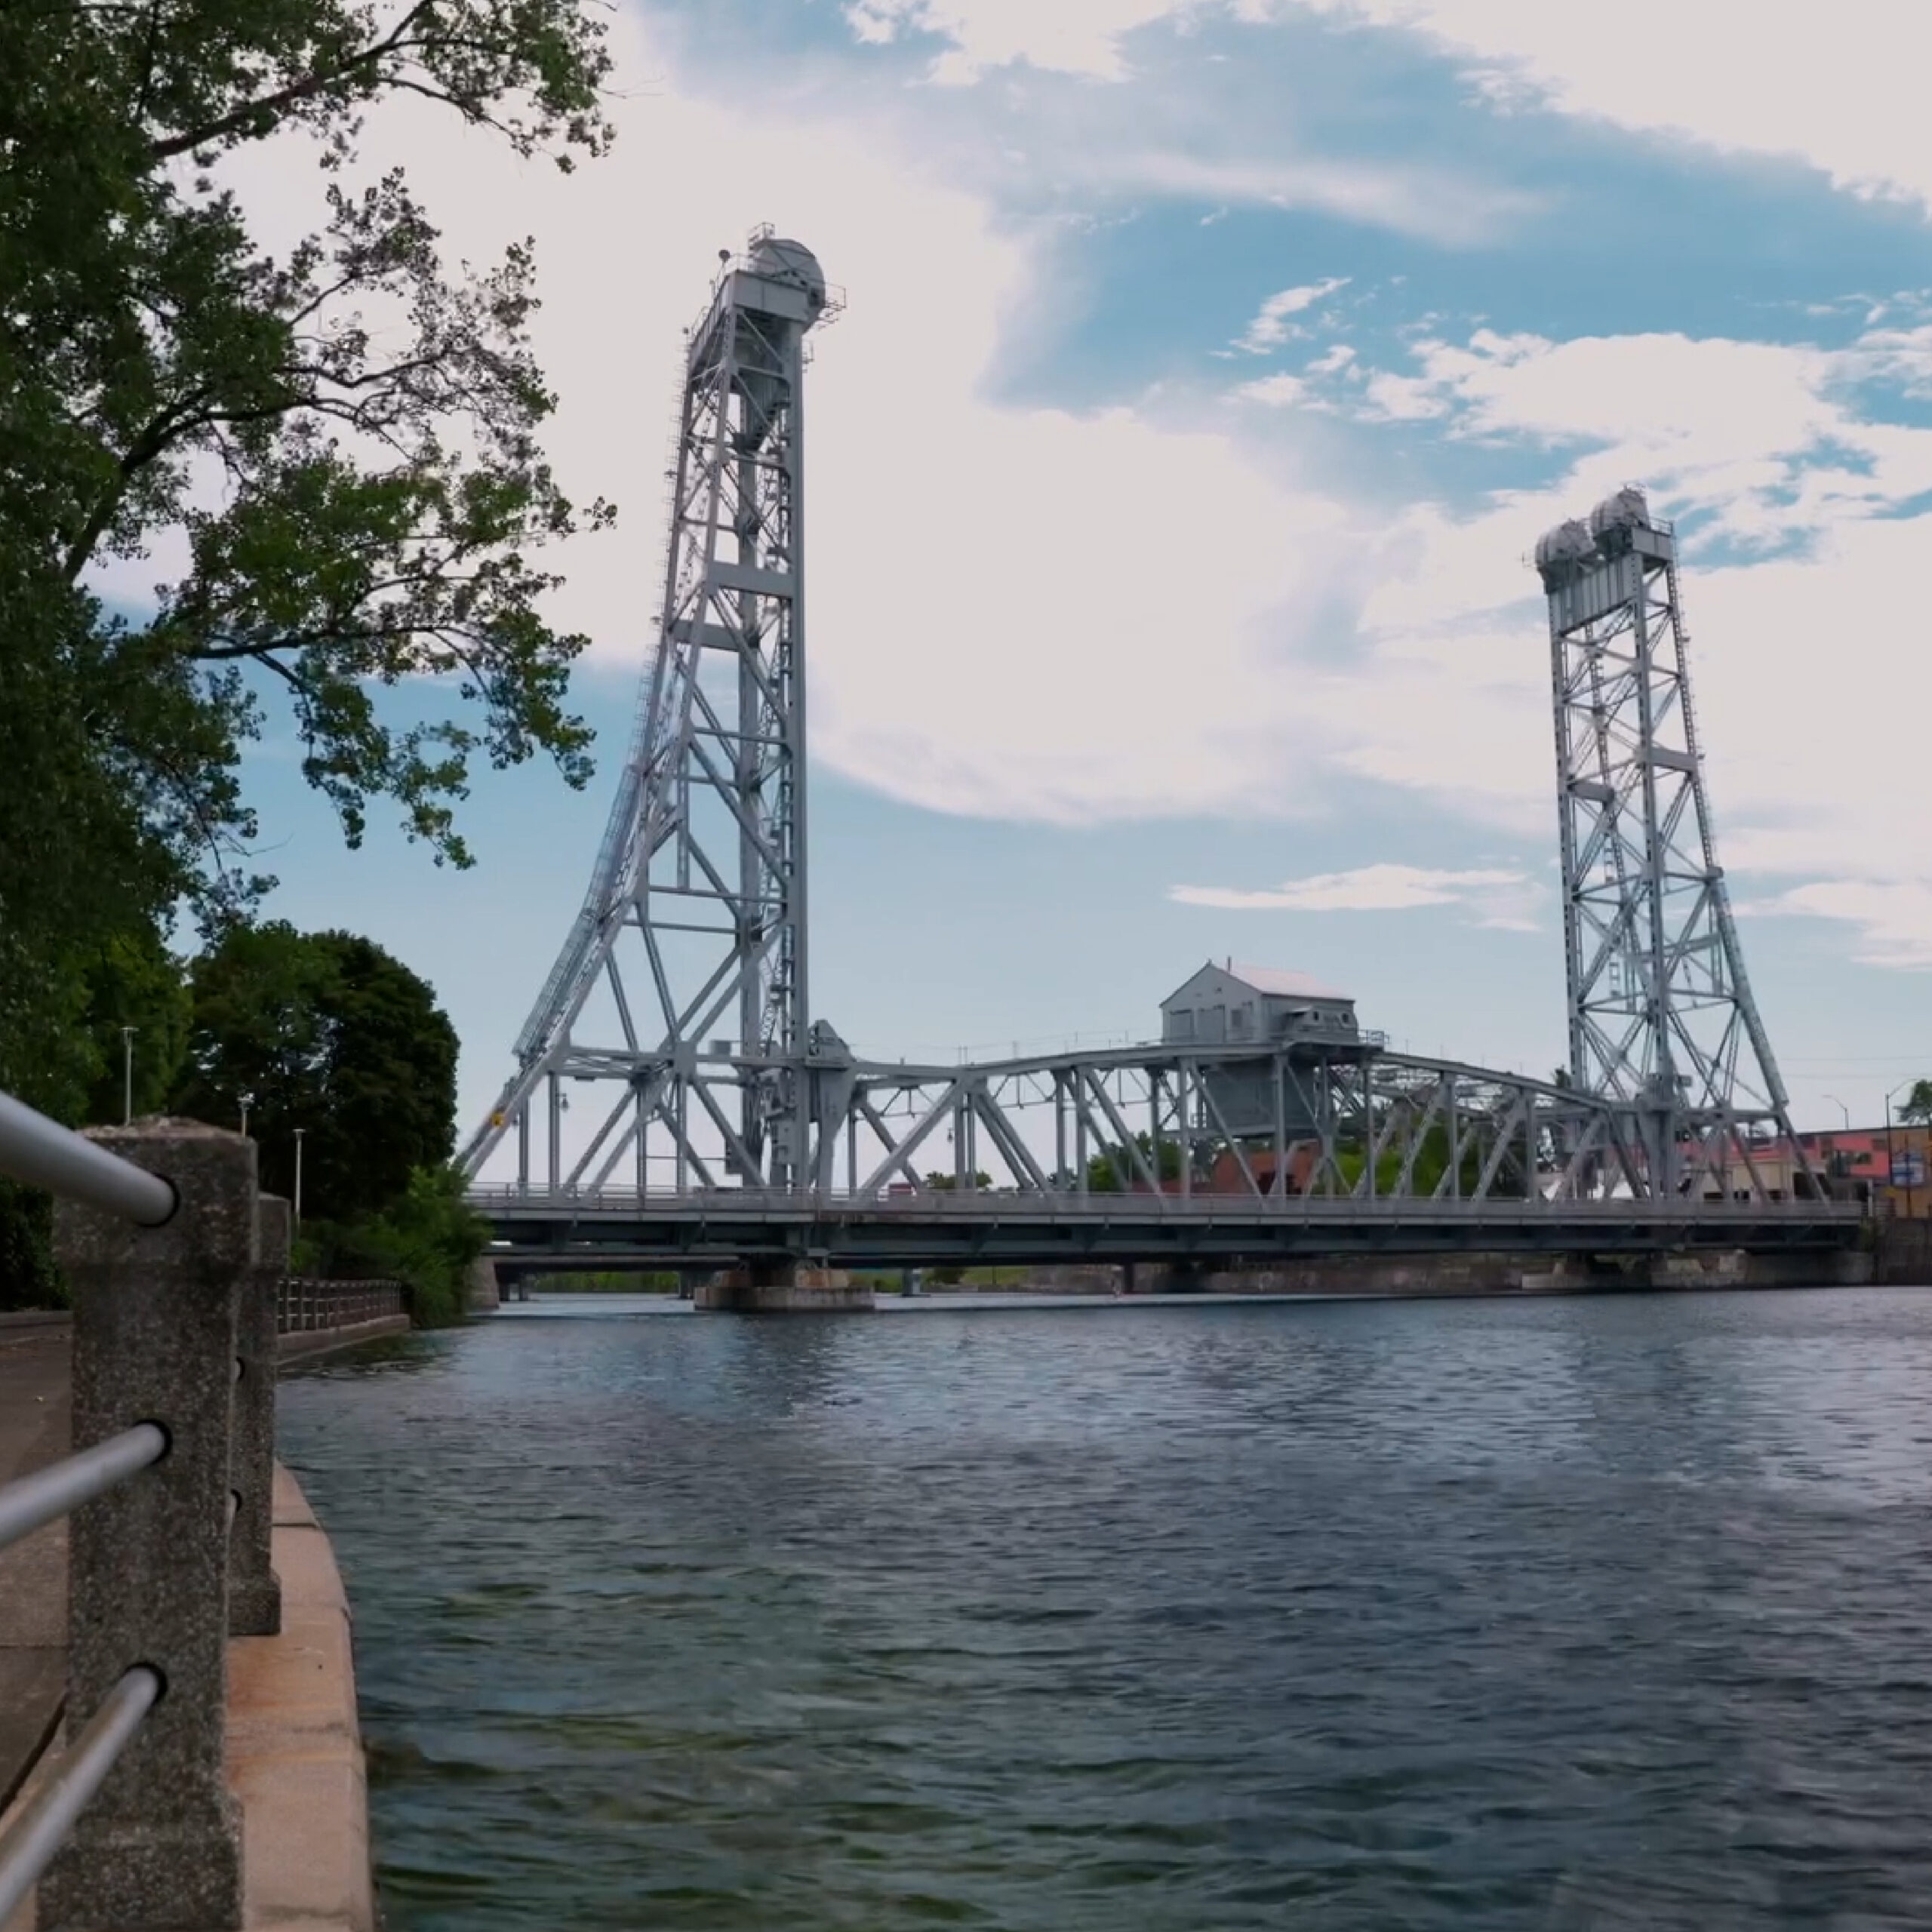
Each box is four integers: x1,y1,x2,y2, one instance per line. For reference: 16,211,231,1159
0,1666,161,1923
0,1425,167,1555
0,1092,174,1226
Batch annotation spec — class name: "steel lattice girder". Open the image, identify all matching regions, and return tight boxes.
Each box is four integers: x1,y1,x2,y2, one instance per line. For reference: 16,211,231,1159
1538,496,1802,1199
476,1038,1780,1209
461,234,834,1195
464,1036,1826,1226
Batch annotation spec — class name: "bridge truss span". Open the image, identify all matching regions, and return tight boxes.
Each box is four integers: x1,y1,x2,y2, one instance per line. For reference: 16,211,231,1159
475,1031,1807,1227
463,237,1847,1263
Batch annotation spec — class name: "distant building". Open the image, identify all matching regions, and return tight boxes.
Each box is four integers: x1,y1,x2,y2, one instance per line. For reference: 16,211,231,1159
1161,961,1357,1048
1158,961,1360,1142
1792,1125,1930,1215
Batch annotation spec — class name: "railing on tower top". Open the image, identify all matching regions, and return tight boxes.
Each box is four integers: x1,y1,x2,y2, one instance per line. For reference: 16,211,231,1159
0,1090,285,1930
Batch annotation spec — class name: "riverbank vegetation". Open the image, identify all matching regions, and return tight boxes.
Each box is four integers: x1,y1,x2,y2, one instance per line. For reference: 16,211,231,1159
0,0,611,1306
2,921,485,1320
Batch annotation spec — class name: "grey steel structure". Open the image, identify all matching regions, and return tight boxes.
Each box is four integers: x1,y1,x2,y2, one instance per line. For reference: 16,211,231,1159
1535,490,1799,1198
463,229,838,1195
461,241,1846,1260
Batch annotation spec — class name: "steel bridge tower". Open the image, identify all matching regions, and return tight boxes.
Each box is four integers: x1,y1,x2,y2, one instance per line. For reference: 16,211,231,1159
462,229,840,1192
1534,489,1795,1196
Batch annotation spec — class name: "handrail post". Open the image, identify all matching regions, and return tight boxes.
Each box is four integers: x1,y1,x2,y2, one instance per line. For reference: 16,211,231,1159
229,1194,288,1636
41,1119,249,1931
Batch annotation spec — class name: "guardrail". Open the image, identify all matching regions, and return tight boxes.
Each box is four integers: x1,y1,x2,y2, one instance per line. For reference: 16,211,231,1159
0,1098,285,1930
277,1276,405,1335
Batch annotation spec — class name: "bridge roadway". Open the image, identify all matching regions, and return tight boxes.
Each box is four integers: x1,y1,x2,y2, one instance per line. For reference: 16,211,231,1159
472,1187,1866,1273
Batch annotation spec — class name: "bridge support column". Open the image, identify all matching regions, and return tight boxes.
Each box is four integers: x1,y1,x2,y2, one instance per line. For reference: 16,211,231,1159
466,1255,501,1311
695,1263,875,1312
1143,1260,1209,1296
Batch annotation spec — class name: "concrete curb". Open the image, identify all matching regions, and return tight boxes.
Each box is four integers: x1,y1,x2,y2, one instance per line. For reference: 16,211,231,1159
226,1465,377,1932
277,1317,411,1364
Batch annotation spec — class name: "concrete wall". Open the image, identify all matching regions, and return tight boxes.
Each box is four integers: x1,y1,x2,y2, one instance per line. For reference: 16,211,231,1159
1875,1218,1932,1285
277,1315,411,1364
1014,1249,1872,1297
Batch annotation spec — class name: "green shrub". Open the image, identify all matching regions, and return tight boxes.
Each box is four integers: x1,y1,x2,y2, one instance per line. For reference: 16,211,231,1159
293,1165,485,1328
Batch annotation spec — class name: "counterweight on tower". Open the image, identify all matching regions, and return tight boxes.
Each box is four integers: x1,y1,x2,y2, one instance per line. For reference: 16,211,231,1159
1535,489,1796,1196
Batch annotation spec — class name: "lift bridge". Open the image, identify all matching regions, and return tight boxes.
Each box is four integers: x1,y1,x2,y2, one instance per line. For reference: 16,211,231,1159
461,231,1858,1282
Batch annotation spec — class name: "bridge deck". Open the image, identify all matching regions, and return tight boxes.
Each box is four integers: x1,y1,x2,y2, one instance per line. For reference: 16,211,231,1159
475,1191,1864,1269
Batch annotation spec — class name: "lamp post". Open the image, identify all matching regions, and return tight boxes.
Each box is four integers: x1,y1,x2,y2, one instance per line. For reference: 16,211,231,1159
119,1026,135,1125
1824,1094,1850,1131
292,1127,306,1227
238,1093,253,1137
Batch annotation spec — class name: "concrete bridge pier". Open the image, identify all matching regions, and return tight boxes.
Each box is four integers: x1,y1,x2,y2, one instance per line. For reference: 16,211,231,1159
695,1263,875,1312
1145,1261,1210,1295
466,1256,501,1312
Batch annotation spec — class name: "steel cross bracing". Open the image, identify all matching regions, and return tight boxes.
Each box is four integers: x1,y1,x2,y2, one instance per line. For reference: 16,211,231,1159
1534,491,1804,1201
472,1034,1695,1219
460,231,841,1195
463,238,1829,1239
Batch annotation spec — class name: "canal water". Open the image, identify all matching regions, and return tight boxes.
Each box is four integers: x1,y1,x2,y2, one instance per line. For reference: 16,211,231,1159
278,1289,1932,1930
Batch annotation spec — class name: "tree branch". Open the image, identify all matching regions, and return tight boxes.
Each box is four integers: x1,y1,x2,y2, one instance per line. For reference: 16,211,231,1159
145,3,435,161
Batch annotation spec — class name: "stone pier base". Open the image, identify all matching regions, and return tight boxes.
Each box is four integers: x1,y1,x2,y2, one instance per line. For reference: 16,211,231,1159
696,1266,875,1312
466,1256,501,1311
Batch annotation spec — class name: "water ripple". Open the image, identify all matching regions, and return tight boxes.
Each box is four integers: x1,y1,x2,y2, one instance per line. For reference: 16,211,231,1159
280,1288,1932,1930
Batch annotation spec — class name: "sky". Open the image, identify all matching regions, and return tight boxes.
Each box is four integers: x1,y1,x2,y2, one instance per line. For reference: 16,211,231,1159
136,0,1932,1155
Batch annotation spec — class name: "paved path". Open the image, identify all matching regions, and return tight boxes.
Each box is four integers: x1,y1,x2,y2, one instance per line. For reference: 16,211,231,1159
0,1318,70,1817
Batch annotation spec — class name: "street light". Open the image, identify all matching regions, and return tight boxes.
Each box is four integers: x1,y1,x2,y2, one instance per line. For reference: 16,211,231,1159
119,1026,135,1126
238,1093,253,1137
1823,1094,1850,1131
292,1127,306,1226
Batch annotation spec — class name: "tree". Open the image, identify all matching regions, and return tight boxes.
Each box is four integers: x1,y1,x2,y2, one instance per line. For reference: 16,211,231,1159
295,1164,485,1326
77,926,194,1126
4,0,613,869
1897,1081,1932,1126
0,0,613,1116
175,923,457,1219
1086,1133,1182,1193
0,927,191,1308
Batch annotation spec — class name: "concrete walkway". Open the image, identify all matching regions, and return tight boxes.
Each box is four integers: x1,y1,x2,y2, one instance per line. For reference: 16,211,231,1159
0,1321,69,1820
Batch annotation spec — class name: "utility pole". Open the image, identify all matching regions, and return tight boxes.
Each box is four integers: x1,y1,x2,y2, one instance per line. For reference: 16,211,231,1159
1885,1083,1907,1222
120,1026,135,1125
292,1127,306,1227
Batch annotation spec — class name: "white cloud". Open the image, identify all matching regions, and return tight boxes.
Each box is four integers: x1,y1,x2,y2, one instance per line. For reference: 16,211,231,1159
1738,882,1932,971
847,0,1932,222
1251,322,1932,966
1233,277,1349,352
840,0,1181,78
1288,0,1932,214
181,15,1381,829
123,4,1932,983
1103,150,1530,245
1234,372,1307,405
1174,863,1534,925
